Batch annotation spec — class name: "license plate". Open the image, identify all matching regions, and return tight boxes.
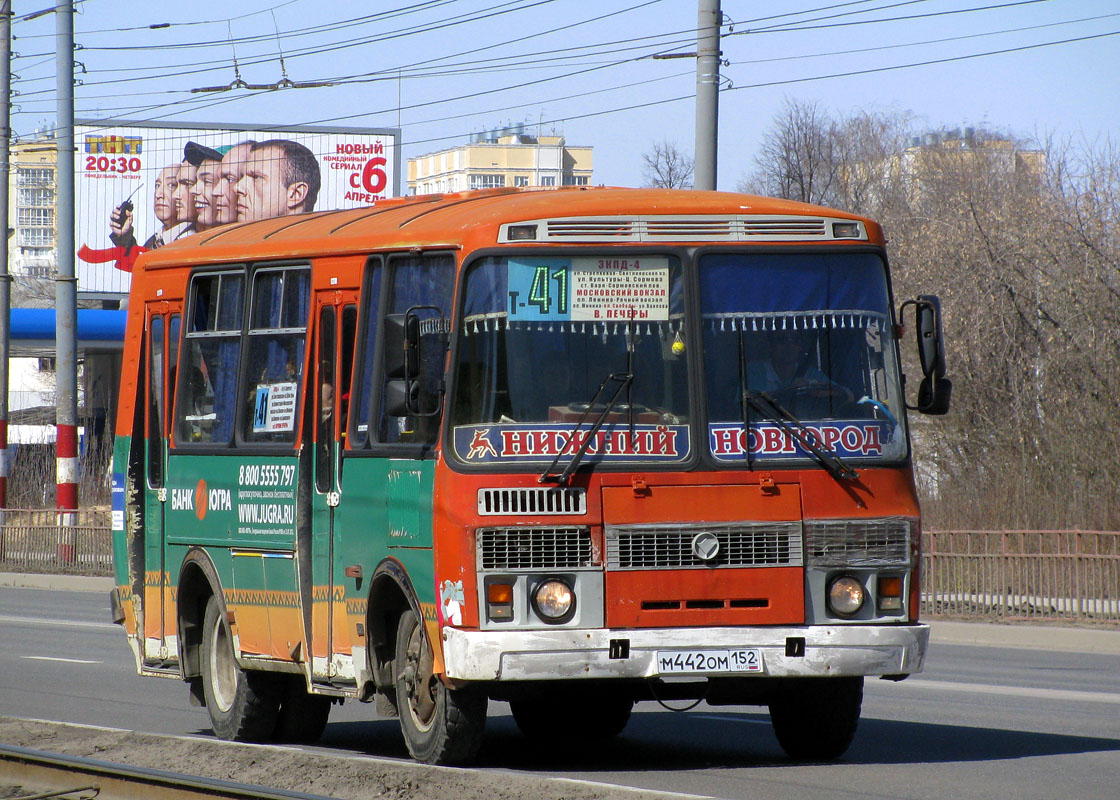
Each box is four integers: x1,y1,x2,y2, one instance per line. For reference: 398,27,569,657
655,648,763,675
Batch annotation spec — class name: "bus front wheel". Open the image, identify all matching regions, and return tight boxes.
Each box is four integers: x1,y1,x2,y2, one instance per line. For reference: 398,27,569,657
768,676,863,761
393,609,486,764
200,596,280,742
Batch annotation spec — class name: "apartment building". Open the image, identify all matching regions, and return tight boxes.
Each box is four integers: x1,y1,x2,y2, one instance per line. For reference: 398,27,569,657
408,126,592,195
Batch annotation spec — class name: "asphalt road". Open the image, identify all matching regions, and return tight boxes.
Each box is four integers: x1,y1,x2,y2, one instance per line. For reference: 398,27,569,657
2,580,1118,800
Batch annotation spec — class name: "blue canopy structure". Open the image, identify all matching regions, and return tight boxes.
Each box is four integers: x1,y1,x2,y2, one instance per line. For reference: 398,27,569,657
9,308,126,356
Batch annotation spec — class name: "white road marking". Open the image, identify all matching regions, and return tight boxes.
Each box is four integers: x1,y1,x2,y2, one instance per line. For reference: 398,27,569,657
899,678,1120,705
22,656,103,664
0,614,117,630
693,713,770,725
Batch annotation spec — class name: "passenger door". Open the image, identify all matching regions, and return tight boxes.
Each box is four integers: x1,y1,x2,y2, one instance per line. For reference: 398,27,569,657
308,289,358,684
142,302,180,663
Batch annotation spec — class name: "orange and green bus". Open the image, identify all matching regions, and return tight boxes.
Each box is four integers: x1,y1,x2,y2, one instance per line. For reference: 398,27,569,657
111,186,950,764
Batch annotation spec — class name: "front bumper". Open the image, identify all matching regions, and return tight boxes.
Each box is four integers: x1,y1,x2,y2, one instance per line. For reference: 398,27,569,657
442,623,929,682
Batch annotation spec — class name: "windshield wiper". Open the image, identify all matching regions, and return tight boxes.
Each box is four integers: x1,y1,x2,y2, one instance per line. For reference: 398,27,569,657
742,390,860,482
539,371,633,485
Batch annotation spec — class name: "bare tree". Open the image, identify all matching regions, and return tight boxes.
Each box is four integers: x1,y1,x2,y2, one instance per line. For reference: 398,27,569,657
738,98,838,204
641,141,694,189
745,101,1120,529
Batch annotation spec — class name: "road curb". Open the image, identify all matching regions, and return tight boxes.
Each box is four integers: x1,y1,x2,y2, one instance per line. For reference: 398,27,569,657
0,572,114,593
929,619,1120,655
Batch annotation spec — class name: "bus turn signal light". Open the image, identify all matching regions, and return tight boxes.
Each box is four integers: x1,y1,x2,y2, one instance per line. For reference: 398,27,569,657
878,576,904,611
487,582,513,621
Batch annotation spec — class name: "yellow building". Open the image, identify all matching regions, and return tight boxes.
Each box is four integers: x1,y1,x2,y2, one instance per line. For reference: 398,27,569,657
840,128,1045,208
9,136,59,279
408,128,592,195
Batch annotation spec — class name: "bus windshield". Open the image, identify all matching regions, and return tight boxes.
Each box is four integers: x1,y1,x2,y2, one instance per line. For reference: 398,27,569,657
450,254,691,467
700,251,908,464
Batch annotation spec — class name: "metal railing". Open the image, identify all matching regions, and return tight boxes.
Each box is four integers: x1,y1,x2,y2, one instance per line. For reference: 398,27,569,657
3,517,1118,624
0,508,113,576
921,529,1120,623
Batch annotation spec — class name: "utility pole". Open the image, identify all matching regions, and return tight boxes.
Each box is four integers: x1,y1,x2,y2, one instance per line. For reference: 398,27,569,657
55,1,79,538
694,0,721,191
0,0,11,511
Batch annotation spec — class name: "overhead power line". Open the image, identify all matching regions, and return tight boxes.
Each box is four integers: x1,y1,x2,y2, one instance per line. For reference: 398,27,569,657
734,0,1054,36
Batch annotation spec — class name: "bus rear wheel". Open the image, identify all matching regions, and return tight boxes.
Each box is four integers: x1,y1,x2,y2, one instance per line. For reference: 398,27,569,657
393,609,486,765
768,676,863,761
200,596,280,742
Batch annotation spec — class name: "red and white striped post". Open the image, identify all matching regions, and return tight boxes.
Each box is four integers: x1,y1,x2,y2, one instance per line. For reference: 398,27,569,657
55,2,80,560
56,423,79,561
0,420,7,510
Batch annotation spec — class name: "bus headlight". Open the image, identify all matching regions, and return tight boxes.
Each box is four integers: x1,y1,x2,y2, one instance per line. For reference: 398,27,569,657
827,575,866,617
531,579,575,624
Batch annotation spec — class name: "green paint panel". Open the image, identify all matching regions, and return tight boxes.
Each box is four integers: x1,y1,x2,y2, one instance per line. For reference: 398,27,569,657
164,454,299,551
336,457,437,607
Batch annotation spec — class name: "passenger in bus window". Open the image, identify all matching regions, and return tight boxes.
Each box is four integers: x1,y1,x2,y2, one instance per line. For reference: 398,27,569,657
234,139,322,222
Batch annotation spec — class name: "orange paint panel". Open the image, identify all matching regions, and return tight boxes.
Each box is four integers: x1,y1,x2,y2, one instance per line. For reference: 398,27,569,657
311,599,330,660
331,605,352,657
606,567,804,628
603,484,801,524
268,605,303,661
798,467,919,519
163,585,178,636
142,586,161,639
230,606,271,657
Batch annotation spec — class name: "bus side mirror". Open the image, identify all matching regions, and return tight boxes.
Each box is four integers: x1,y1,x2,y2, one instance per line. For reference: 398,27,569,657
914,295,946,379
917,375,952,415
385,379,419,418
383,313,419,380
901,295,952,415
384,307,446,418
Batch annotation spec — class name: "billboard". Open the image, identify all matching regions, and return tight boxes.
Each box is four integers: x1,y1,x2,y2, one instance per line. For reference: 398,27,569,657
74,120,400,297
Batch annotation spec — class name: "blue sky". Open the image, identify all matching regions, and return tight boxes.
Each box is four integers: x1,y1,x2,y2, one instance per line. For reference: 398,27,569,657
10,0,1120,190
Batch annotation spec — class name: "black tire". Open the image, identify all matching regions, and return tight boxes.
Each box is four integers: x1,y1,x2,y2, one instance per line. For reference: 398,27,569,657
274,677,333,744
394,608,487,765
768,676,863,761
200,596,281,742
510,694,633,740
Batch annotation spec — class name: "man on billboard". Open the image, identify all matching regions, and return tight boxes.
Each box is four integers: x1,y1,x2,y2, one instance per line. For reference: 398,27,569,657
186,141,224,232
235,139,322,222
109,161,191,250
214,141,256,226
171,157,198,238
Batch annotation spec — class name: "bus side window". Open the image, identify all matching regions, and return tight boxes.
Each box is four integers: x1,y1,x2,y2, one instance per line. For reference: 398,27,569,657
176,272,244,446
349,259,383,448
167,314,181,424
147,315,164,487
377,253,454,447
241,266,311,445
315,307,336,493
340,304,358,446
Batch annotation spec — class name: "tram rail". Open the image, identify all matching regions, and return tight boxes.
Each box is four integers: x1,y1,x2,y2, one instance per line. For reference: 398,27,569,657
0,743,337,800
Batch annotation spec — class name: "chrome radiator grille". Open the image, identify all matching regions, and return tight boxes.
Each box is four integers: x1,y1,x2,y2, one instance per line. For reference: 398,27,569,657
605,522,803,570
477,487,587,516
804,517,914,567
477,527,594,571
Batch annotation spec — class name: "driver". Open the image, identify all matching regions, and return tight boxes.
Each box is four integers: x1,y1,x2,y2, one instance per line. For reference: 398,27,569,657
746,329,853,404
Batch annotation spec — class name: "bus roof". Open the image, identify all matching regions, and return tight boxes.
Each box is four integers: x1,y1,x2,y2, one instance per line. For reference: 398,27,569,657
136,187,881,270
